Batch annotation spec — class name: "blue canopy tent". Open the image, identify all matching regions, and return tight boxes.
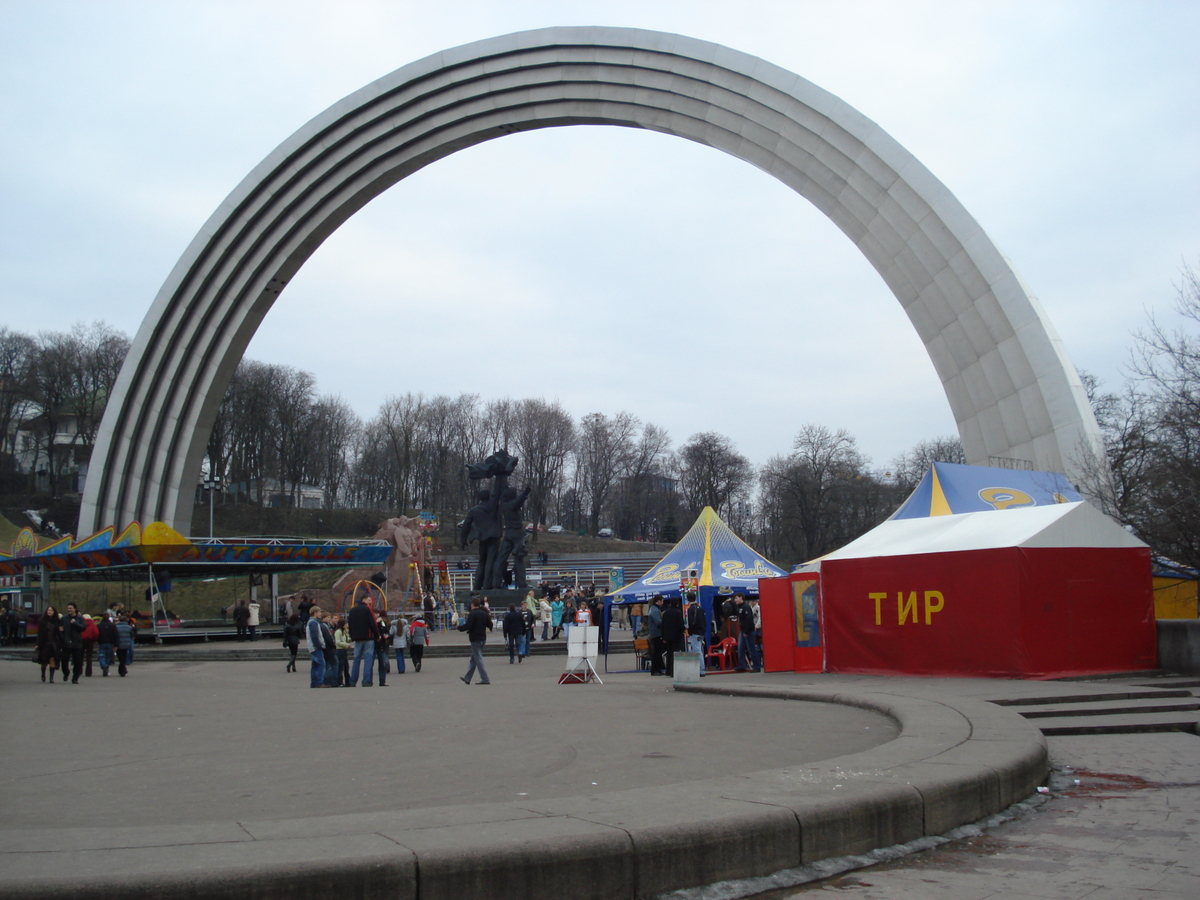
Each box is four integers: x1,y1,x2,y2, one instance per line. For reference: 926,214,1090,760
890,461,1080,519
601,507,787,671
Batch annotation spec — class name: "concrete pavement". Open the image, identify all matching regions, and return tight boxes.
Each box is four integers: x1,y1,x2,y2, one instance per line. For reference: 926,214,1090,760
720,732,1200,899
0,656,1083,899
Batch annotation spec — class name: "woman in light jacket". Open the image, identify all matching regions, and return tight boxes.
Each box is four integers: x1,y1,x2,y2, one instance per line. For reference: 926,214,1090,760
538,596,553,641
334,617,353,687
391,615,408,674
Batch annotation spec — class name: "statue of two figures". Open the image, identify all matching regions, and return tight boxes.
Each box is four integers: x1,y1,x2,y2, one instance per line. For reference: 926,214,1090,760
372,515,426,598
460,449,531,591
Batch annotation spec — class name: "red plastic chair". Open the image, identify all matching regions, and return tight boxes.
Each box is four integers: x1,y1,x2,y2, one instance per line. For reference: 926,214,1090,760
705,637,737,671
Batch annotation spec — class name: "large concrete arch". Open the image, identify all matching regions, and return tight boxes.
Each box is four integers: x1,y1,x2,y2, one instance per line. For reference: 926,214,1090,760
80,26,1103,536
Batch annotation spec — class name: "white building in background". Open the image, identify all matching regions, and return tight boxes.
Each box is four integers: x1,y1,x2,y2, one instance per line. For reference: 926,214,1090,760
12,406,90,496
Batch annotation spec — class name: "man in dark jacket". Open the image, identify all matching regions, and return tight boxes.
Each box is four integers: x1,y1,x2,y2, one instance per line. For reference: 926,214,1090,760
232,601,250,641
59,603,87,684
97,612,119,677
735,594,760,672
502,604,526,664
347,594,378,687
647,595,665,676
458,596,493,684
660,598,686,677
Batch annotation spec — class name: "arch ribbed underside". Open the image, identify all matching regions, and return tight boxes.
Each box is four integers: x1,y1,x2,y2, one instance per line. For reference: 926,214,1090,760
80,26,1101,535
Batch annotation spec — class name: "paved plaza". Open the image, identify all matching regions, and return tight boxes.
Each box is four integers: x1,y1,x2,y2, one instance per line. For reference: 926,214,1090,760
1,648,1196,898
742,732,1200,899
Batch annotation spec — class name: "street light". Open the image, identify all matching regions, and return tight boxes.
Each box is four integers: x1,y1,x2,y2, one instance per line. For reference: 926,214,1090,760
202,478,225,538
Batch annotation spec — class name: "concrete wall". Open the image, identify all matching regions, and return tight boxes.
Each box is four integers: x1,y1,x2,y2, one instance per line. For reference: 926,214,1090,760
1158,619,1200,674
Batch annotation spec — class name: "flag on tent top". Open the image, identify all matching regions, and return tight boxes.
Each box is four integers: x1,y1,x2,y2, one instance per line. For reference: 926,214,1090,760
889,462,1081,520
608,506,786,602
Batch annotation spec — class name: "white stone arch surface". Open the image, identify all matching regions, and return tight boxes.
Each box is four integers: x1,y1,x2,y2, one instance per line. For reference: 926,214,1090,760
80,26,1102,535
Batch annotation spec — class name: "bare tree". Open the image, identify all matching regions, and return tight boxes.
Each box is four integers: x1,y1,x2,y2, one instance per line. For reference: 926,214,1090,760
611,423,676,541
377,392,425,512
758,425,898,563
889,435,965,493
676,431,753,523
307,395,359,506
575,411,639,533
508,398,575,534
1121,259,1200,567
0,327,37,476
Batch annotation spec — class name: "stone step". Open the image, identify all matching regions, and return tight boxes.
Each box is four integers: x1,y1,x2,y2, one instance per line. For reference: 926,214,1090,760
1015,697,1200,718
1034,711,1200,736
992,688,1195,706
0,639,639,664
1131,676,1200,690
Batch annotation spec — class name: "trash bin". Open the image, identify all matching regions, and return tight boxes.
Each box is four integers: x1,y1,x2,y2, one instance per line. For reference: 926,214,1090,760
673,651,701,684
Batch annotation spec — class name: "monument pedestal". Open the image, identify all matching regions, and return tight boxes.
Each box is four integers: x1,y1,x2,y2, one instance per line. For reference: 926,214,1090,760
455,589,527,608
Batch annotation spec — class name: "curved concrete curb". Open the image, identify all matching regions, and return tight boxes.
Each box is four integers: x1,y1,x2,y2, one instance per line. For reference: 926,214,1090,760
0,682,1046,900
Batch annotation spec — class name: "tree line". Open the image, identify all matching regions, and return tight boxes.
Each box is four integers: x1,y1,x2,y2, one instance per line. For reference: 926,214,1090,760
3,259,1196,569
0,322,130,496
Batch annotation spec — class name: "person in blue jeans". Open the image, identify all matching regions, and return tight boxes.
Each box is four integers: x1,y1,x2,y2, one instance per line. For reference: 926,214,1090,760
458,596,493,684
347,596,377,686
306,608,328,688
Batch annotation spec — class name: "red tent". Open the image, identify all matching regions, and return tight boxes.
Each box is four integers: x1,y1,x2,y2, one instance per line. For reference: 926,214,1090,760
765,502,1156,679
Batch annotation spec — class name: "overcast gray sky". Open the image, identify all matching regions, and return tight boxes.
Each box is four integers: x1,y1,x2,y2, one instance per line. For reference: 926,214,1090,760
2,0,1197,472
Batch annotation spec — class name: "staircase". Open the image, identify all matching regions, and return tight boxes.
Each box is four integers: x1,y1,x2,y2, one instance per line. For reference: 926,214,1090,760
993,674,1200,735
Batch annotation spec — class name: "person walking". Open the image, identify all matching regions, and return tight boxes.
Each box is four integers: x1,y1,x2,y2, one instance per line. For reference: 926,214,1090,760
502,604,525,664
96,610,118,677
115,614,136,677
408,616,429,672
458,595,492,684
550,595,564,640
80,614,99,677
305,608,328,688
36,605,61,683
283,614,304,673
391,615,408,675
346,595,378,687
59,603,87,685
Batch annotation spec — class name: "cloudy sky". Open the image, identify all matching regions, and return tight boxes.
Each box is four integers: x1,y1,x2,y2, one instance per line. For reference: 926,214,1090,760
2,0,1197,472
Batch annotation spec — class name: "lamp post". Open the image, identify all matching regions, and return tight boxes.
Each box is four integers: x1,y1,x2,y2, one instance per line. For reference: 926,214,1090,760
203,478,225,538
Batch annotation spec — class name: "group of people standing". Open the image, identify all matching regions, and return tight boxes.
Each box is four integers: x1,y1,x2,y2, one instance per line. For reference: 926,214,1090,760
300,595,430,689
36,603,136,683
643,591,762,677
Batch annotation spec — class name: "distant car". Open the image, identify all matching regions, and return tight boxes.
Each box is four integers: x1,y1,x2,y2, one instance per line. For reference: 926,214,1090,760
548,525,565,534
597,528,614,538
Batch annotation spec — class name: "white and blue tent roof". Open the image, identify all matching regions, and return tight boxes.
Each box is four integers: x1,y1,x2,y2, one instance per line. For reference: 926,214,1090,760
607,506,786,603
890,462,1081,520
